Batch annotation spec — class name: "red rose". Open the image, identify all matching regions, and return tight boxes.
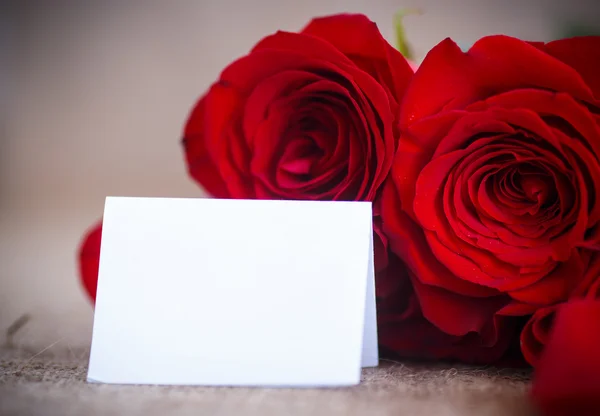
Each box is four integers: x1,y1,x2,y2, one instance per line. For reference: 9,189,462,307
182,14,413,272
377,255,515,364
78,221,103,303
76,14,413,303
182,13,412,203
381,35,600,345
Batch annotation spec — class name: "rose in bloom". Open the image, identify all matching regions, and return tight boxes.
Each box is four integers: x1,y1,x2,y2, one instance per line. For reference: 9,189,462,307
76,14,414,303
381,35,600,348
182,13,412,203
182,14,413,272
78,221,103,303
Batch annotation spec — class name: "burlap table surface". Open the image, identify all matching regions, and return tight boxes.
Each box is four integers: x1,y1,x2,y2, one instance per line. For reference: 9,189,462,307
0,346,537,416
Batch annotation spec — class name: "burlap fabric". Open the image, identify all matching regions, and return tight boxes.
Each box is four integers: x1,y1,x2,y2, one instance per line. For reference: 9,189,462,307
0,346,539,416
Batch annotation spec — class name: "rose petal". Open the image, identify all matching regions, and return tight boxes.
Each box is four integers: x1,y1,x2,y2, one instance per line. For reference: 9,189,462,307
381,182,499,297
469,90,600,171
432,111,516,158
471,89,600,233
425,229,524,289
182,97,230,198
414,148,535,284
509,251,587,306
248,80,358,198
401,36,595,127
301,13,414,103
379,312,513,364
242,70,322,144
240,38,394,151
410,272,510,336
413,149,464,233
543,36,600,99
531,299,600,416
377,256,514,364
78,221,103,304
250,30,356,74
373,231,388,275
572,252,600,297
498,301,539,316
394,111,462,220
203,82,255,196
520,305,557,366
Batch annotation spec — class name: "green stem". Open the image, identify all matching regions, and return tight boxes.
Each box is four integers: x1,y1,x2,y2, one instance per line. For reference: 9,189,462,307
394,8,423,61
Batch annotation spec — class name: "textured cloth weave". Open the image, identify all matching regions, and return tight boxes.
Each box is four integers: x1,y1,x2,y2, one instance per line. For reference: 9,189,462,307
0,347,536,416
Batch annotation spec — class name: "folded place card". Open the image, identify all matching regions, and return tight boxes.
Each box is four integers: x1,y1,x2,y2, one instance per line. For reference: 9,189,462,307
87,196,378,387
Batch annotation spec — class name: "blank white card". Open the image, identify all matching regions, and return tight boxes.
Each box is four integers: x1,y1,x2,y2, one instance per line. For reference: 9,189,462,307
88,197,378,387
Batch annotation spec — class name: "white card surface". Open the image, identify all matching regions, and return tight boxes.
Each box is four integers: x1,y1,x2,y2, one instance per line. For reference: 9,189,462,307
88,197,378,387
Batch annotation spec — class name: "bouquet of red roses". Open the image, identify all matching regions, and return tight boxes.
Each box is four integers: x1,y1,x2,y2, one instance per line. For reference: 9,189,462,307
77,13,600,415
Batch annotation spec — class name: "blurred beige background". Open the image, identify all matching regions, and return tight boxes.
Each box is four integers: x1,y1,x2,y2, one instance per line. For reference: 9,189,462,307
1,0,598,349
